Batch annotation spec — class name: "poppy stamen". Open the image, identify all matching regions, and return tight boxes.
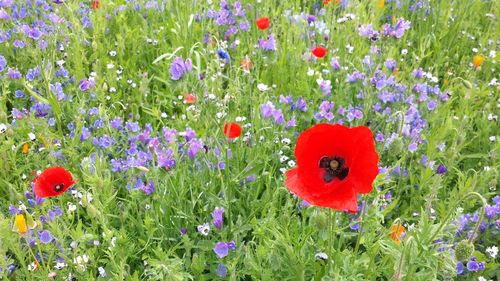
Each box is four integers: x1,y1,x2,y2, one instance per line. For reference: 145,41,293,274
319,156,349,183
54,183,64,192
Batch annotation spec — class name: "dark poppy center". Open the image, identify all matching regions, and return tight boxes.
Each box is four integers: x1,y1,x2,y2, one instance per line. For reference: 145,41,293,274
319,156,349,183
54,183,64,192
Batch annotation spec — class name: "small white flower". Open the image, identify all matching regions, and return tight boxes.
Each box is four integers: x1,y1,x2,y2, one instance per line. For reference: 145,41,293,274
281,138,291,145
489,136,496,142
215,112,226,119
109,87,116,93
235,116,246,122
287,160,296,167
109,50,117,57
98,267,107,277
280,155,289,163
346,44,354,53
54,262,67,270
489,50,496,58
307,68,315,76
486,246,498,258
401,49,408,55
67,202,77,213
107,63,114,69
315,252,328,260
279,167,287,174
487,113,498,121
28,132,36,141
0,123,6,134
472,47,478,53
197,223,210,236
257,83,269,92
484,166,490,171
28,262,38,271
161,112,168,118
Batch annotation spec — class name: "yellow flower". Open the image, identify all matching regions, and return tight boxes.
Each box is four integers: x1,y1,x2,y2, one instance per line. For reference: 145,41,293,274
377,0,385,9
15,214,28,235
473,55,484,68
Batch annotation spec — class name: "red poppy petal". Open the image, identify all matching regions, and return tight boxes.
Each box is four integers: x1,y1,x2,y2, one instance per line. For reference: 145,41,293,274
347,126,379,193
286,168,358,212
223,122,242,139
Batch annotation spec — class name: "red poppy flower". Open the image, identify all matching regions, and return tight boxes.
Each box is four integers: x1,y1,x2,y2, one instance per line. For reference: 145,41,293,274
255,17,270,30
34,167,77,198
285,124,379,213
91,0,100,10
312,47,328,58
223,122,242,139
184,93,196,104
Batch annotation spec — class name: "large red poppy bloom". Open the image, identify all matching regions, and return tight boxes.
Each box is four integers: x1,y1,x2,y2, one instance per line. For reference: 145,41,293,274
255,17,270,30
223,122,242,139
285,124,379,213
34,167,77,198
312,47,328,58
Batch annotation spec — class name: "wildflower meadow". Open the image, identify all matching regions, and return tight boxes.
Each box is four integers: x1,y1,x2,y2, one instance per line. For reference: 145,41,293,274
0,0,499,280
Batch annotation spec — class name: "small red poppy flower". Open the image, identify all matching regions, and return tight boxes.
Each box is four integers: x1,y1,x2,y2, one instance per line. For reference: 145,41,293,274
223,122,242,139
312,47,328,58
34,167,77,198
184,93,196,104
91,0,100,10
285,124,379,213
256,17,270,30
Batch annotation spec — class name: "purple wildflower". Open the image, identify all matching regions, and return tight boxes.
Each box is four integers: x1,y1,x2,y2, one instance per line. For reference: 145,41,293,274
0,55,6,72
7,68,22,79
436,164,447,175
169,56,192,80
213,242,229,258
216,264,228,277
456,262,464,275
466,257,479,272
212,207,224,230
38,230,53,244
258,35,276,51
78,79,95,91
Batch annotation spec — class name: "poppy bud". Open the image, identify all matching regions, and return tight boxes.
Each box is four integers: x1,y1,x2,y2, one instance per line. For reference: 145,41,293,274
455,240,474,261
190,253,206,274
388,138,403,155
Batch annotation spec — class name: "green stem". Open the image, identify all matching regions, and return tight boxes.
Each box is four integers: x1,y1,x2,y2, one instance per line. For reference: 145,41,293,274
354,200,368,254
429,192,487,243
329,210,338,266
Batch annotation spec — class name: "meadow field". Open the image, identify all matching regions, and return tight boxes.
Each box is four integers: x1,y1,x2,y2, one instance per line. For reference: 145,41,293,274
0,0,498,280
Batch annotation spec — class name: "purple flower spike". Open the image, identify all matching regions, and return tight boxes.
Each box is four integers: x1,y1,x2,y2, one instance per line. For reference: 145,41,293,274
212,207,224,230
